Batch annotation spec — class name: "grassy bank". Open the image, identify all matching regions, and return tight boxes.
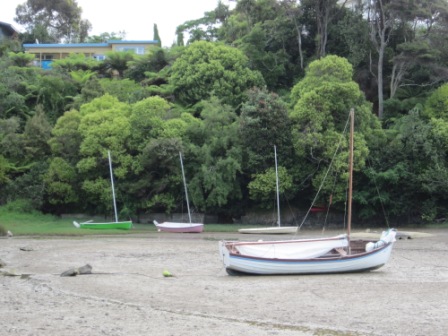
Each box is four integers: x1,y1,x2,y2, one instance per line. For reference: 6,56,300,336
0,210,143,236
2,208,445,237
0,209,248,236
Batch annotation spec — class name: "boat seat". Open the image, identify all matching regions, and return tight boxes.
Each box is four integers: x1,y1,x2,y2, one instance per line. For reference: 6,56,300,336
335,248,347,256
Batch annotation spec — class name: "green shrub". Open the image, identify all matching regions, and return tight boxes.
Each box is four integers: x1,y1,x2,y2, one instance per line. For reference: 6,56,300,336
3,199,37,214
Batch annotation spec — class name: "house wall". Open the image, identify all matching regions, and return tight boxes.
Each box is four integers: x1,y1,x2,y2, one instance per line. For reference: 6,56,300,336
109,42,154,54
23,40,158,68
27,46,112,65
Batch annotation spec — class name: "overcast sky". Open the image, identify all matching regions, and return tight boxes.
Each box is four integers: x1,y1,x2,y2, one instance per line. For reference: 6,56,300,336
2,0,232,47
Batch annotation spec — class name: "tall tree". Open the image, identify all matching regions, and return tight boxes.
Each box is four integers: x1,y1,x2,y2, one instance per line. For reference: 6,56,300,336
85,31,125,43
135,113,200,215
75,94,132,215
176,0,230,44
388,0,448,102
128,96,172,151
44,157,79,211
281,0,306,70
137,137,184,214
23,104,52,160
2,105,52,210
300,0,349,59
366,0,404,119
153,23,162,47
0,117,25,166
48,109,82,163
187,97,243,217
170,41,265,108
290,55,381,207
315,0,348,58
14,0,91,43
239,87,295,175
366,107,448,222
34,72,78,124
176,32,185,46
239,87,296,209
219,0,307,89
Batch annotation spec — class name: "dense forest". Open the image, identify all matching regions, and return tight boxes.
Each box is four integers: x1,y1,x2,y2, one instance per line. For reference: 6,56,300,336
1,0,448,225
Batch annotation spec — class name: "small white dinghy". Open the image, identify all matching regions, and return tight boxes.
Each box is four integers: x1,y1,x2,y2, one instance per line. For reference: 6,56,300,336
153,152,203,233
238,146,297,235
153,220,203,233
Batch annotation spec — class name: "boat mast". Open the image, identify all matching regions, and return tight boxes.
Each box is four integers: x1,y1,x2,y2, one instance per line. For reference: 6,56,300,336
347,109,354,253
274,145,281,227
108,150,119,223
179,152,192,224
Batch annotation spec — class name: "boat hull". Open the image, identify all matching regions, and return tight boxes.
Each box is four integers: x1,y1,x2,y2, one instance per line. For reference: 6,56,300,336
238,226,297,234
219,237,395,275
73,221,132,230
153,221,204,233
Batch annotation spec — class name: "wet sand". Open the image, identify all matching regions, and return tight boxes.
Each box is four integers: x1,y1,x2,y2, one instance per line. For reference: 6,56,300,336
1,229,447,336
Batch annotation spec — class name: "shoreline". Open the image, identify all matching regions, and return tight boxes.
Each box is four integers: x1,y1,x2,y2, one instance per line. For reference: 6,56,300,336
1,229,447,335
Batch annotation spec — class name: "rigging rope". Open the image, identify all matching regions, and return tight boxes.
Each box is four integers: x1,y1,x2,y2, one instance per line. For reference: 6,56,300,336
298,113,351,231
367,158,391,228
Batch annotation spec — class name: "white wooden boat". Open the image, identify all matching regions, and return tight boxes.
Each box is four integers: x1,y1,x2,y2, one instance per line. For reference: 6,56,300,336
73,151,132,230
219,229,396,275
220,109,397,275
153,152,204,233
153,220,203,233
238,146,297,234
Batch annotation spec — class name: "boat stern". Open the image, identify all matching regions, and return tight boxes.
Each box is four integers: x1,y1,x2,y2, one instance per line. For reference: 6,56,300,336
218,241,231,267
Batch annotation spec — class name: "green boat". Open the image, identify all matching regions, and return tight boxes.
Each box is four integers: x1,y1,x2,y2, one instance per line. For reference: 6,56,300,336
73,151,133,230
73,220,132,230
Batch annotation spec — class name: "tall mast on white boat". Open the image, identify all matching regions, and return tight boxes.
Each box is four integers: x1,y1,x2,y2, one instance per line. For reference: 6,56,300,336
274,145,281,227
179,152,192,224
108,150,119,223
347,109,354,254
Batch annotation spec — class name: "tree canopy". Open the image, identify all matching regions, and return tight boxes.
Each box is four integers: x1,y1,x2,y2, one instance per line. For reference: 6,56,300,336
170,41,265,108
2,0,448,225
15,0,91,43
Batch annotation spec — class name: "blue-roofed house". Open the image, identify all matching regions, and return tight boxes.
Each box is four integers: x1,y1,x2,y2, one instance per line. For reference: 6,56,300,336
23,39,159,69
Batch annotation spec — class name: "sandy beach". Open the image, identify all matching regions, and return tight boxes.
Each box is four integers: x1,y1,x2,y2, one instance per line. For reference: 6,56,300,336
1,229,447,336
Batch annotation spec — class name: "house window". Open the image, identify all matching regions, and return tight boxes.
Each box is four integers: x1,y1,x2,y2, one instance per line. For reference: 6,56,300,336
93,55,106,61
115,46,145,54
